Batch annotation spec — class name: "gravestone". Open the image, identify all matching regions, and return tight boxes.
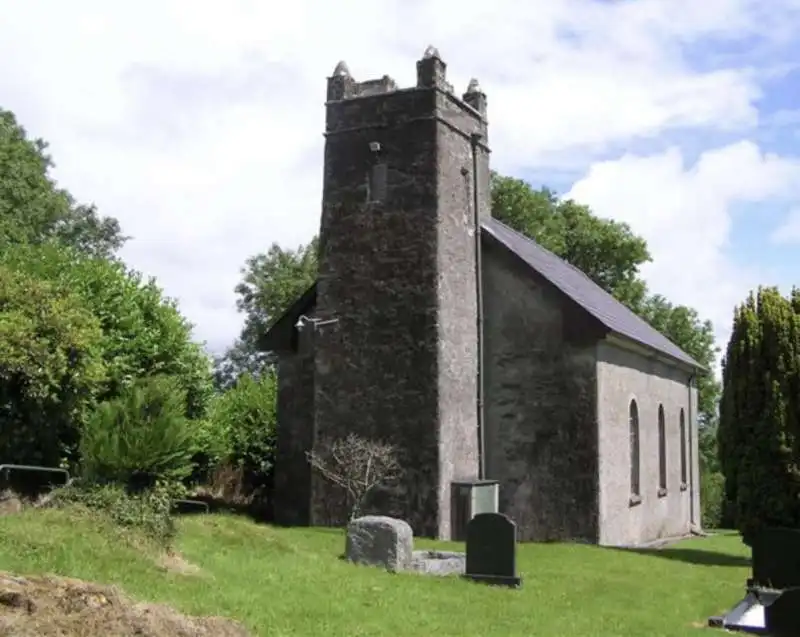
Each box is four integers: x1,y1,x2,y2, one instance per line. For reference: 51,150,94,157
462,512,521,588
752,527,800,589
345,515,413,572
708,528,800,633
765,587,800,636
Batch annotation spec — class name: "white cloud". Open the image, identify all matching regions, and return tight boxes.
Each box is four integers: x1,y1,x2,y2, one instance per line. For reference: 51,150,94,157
771,209,800,244
0,0,798,352
567,141,800,352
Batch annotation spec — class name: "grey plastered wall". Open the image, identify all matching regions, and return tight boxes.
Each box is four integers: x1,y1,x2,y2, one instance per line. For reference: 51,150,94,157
434,91,488,540
272,327,316,526
482,240,600,542
596,339,699,546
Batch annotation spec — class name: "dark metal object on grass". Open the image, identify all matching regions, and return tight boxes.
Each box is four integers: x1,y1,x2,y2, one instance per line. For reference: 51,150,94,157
172,499,210,515
0,464,70,496
710,528,800,635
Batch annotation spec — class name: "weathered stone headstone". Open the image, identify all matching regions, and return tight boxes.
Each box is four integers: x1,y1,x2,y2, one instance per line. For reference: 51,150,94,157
345,515,412,572
463,512,521,588
752,527,800,589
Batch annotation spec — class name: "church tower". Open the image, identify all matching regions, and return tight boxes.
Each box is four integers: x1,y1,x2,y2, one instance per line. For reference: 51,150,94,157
312,47,491,538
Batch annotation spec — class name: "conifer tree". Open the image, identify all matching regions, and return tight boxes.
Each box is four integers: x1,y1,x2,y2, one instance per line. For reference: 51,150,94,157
718,287,800,545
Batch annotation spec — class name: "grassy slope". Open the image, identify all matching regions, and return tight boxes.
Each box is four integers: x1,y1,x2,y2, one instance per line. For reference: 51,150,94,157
0,509,750,637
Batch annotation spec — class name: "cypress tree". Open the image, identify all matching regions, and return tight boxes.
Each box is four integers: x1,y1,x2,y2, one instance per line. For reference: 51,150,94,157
718,287,800,545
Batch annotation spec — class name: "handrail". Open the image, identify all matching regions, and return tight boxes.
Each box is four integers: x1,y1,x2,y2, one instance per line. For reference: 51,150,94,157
0,464,70,484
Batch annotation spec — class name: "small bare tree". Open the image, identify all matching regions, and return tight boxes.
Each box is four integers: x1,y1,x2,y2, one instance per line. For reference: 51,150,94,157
306,433,403,521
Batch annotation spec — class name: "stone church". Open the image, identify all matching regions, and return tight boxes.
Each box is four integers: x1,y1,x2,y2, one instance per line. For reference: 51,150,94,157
260,47,704,547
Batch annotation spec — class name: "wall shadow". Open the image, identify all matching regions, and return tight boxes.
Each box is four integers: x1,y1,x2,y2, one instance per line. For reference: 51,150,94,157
610,546,751,568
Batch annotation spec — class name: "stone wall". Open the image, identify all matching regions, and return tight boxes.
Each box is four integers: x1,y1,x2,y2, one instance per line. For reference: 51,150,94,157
482,240,600,542
310,53,487,538
272,329,315,526
595,340,698,546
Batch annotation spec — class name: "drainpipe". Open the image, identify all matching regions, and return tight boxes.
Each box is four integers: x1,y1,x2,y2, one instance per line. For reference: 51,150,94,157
687,373,696,529
471,132,486,480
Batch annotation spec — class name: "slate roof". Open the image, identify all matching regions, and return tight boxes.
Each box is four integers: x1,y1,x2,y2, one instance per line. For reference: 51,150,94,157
261,217,702,370
481,217,702,369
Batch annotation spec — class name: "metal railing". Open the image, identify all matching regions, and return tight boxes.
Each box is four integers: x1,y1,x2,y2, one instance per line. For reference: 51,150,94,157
0,464,208,514
0,464,70,488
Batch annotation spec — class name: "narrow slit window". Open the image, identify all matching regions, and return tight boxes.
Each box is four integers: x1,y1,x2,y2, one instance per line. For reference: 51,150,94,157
658,404,667,493
630,399,640,498
679,409,687,486
368,163,388,203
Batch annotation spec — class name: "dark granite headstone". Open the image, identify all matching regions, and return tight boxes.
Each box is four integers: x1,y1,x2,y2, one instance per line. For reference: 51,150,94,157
462,512,521,588
752,527,800,589
765,587,800,636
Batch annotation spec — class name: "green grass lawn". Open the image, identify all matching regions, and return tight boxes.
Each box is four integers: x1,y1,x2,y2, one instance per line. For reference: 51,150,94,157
0,508,750,636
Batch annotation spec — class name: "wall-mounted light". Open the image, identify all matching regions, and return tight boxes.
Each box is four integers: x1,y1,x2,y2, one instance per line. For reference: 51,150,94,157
295,314,340,332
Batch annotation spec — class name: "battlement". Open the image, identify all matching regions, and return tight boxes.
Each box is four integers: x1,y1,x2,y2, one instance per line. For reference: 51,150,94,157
326,45,486,118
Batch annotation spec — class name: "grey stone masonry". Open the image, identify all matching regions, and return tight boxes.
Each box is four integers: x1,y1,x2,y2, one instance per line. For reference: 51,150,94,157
345,516,413,572
310,48,490,537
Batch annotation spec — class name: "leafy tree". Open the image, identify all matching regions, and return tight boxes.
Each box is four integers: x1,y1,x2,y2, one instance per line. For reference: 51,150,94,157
0,108,127,258
0,264,106,466
0,243,214,422
637,295,720,423
718,287,800,544
215,239,317,384
80,375,197,492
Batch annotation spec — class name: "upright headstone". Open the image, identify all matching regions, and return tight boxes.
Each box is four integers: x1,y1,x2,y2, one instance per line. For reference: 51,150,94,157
752,527,800,589
766,587,800,636
462,512,521,588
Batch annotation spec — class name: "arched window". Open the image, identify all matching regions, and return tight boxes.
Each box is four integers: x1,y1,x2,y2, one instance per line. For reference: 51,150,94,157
629,399,640,499
679,408,687,487
658,404,667,494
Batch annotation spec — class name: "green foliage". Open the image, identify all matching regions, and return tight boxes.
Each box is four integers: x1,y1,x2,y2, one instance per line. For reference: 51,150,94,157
47,481,177,547
718,287,800,545
208,372,278,489
0,243,214,421
700,470,726,529
235,238,319,339
0,264,106,465
0,108,126,258
80,375,198,491
636,295,721,422
216,239,317,386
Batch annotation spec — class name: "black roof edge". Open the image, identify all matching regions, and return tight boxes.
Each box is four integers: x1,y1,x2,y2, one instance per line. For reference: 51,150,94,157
257,282,318,353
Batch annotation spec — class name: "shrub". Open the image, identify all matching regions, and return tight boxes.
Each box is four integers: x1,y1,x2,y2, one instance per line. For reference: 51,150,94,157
47,481,176,547
718,287,800,544
700,470,725,529
207,371,278,493
80,375,197,492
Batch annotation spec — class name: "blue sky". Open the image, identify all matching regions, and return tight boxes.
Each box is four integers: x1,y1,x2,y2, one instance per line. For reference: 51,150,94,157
0,0,798,364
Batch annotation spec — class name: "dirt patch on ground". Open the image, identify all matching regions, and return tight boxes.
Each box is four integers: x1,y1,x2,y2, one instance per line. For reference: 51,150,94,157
156,552,203,576
0,491,23,517
0,572,251,637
